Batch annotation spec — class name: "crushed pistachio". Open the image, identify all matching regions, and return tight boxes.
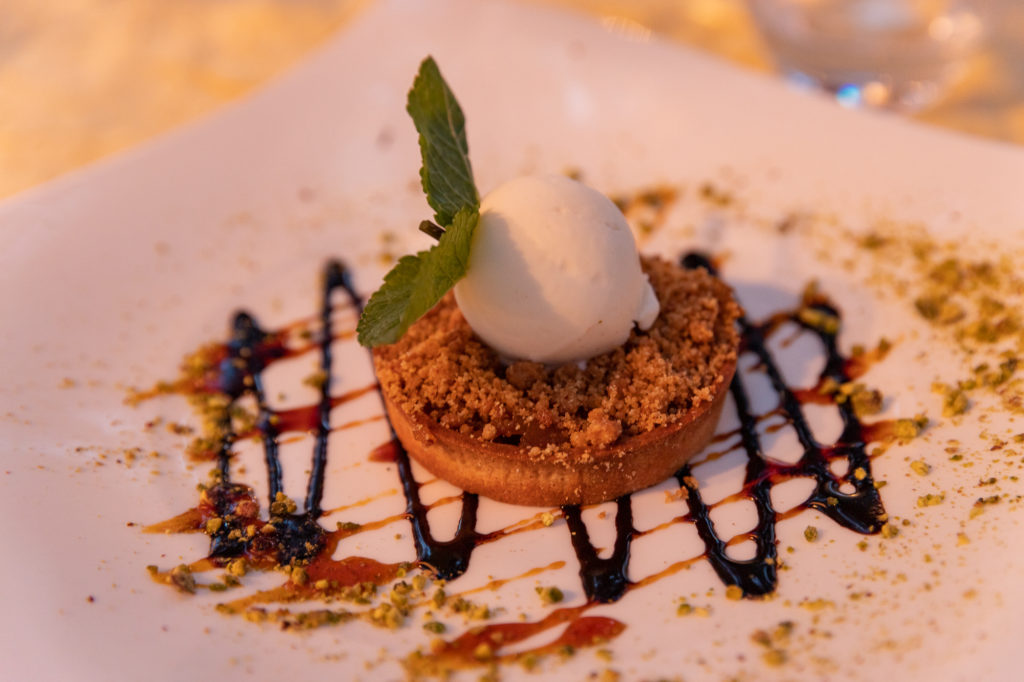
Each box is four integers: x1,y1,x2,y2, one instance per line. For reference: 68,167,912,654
910,460,931,476
894,414,929,440
797,306,840,335
290,566,309,586
169,564,196,594
535,586,564,605
339,581,377,604
225,558,248,577
841,383,884,417
270,491,297,516
519,653,540,671
302,370,328,389
368,602,405,629
943,389,969,417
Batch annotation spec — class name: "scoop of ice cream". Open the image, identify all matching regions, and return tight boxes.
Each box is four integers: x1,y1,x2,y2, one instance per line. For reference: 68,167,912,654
453,175,659,364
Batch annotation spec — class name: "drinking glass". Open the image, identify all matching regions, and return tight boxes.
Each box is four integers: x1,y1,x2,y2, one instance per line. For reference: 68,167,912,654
745,0,988,111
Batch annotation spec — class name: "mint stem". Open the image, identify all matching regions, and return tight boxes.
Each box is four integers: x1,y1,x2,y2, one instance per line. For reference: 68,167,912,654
418,220,446,241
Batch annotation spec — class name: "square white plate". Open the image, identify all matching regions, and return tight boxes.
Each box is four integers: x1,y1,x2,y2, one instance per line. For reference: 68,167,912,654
3,0,1024,680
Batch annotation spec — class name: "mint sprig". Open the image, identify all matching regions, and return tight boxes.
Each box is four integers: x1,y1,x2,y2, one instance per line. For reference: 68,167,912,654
357,57,481,348
408,56,479,227
357,207,478,346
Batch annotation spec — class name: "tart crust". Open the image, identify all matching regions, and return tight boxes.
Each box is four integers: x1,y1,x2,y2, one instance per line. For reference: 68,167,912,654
378,364,733,505
373,256,740,506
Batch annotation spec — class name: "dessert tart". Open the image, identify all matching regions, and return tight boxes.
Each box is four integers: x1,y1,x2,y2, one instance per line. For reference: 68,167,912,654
373,256,740,506
362,58,740,506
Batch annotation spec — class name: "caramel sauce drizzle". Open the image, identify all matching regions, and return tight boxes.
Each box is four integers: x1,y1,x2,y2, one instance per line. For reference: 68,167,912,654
407,604,624,675
141,252,900,674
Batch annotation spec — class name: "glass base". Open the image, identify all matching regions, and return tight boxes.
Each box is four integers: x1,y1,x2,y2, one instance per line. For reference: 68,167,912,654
783,69,949,113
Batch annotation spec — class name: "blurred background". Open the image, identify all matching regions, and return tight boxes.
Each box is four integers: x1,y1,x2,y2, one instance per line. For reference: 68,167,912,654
3,0,1022,200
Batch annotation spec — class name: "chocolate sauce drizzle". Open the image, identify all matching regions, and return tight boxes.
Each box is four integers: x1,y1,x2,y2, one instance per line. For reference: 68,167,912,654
187,251,887,602
674,253,884,595
305,262,351,518
561,498,633,602
549,254,886,601
396,449,483,580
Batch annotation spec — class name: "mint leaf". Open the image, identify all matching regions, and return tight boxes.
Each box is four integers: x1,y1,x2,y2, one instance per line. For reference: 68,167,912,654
407,56,479,227
356,58,482,348
355,255,423,347
357,208,479,347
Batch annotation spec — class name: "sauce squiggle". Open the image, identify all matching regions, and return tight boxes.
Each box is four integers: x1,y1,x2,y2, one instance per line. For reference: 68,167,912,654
138,253,905,675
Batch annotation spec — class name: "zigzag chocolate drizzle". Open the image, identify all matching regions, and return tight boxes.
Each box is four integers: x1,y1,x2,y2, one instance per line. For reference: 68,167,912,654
164,252,887,603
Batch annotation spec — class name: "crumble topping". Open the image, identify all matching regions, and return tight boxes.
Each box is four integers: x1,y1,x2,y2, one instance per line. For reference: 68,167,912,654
374,256,740,448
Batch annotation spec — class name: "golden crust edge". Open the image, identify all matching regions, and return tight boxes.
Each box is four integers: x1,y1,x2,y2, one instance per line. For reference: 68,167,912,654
374,353,736,506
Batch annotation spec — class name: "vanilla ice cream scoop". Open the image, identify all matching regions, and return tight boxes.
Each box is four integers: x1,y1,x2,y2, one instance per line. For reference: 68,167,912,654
453,175,659,364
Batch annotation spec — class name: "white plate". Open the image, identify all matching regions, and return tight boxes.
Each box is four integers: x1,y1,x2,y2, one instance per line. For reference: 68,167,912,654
3,0,1024,680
